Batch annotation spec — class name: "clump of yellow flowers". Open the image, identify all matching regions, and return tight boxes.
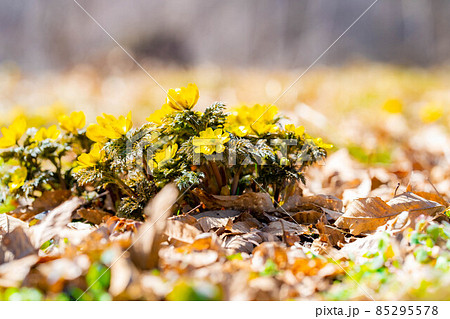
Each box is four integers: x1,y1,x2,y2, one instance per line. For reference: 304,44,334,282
1,83,330,219
0,110,91,200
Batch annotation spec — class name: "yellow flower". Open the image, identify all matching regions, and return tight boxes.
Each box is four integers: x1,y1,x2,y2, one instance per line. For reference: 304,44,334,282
420,103,443,123
193,128,230,155
58,111,86,133
0,117,27,148
151,143,178,170
86,112,133,143
166,83,199,111
382,98,403,114
251,122,279,135
32,125,61,142
8,166,27,191
284,124,305,137
146,104,174,125
312,137,333,149
225,125,248,137
75,143,105,171
227,104,279,136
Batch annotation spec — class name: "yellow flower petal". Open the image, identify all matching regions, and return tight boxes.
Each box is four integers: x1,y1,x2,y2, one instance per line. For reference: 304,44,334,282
166,83,199,111
86,113,132,143
59,111,86,133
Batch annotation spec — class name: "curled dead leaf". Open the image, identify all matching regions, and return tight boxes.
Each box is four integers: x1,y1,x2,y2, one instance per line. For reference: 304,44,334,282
77,208,112,225
0,255,39,287
10,190,72,221
130,183,179,270
281,194,343,212
192,189,275,213
197,216,232,233
335,197,397,235
387,192,445,215
164,220,201,244
31,197,85,248
261,220,309,237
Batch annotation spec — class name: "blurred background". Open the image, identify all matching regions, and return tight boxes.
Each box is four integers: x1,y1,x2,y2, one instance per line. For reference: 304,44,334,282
0,0,449,174
2,0,450,70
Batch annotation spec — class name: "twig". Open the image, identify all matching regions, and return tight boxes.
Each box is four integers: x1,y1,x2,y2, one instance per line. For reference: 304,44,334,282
394,182,400,197
185,203,202,215
427,177,447,203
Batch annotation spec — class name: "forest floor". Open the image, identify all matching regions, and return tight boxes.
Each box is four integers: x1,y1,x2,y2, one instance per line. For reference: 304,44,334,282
0,62,450,300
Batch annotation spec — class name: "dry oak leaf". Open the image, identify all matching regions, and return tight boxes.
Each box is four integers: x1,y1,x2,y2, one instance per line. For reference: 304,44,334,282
387,192,446,215
77,208,112,225
160,247,219,268
412,191,448,207
261,219,309,237
130,183,179,270
192,209,241,219
1,228,36,262
196,216,232,233
281,194,343,212
169,214,198,225
0,254,39,287
335,197,397,235
1,215,33,263
192,189,275,213
175,233,223,254
290,210,324,224
222,232,265,253
335,192,445,235
316,218,345,248
9,190,72,221
31,196,85,248
0,214,28,239
164,220,201,244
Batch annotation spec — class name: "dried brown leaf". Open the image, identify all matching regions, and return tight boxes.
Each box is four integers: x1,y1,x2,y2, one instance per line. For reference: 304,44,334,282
222,232,264,253
107,248,136,297
261,220,309,236
130,183,179,270
290,210,323,224
196,216,231,232
335,197,397,235
0,255,39,287
31,197,85,248
413,191,448,207
169,214,198,225
0,214,28,235
10,190,72,221
192,189,275,213
316,219,345,247
388,192,446,215
281,194,343,212
164,220,201,244
1,227,36,261
192,210,241,219
77,208,112,225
